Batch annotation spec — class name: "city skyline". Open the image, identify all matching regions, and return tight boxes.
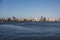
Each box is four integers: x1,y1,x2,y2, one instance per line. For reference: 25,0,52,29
0,0,60,19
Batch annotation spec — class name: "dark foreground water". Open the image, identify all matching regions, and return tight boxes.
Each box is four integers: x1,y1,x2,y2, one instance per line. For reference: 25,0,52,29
0,22,60,40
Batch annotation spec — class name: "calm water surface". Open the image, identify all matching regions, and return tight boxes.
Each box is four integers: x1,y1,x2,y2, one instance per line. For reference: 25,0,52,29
0,22,60,40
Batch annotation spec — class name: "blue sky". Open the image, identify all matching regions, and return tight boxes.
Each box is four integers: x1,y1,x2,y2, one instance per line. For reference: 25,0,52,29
0,0,60,18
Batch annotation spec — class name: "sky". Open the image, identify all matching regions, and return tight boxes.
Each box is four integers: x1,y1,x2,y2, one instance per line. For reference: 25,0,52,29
0,0,60,19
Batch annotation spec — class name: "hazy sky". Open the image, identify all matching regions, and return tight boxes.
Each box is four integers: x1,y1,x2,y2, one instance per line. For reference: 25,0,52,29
0,0,60,18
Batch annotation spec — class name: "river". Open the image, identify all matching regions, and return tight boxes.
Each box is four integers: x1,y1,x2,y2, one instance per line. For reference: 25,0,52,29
0,22,60,40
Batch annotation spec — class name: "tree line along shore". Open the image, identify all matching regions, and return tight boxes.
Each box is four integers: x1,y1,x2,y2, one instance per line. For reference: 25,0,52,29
0,16,60,22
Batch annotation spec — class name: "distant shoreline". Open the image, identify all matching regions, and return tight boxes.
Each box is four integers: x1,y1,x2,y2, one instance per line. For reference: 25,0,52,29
0,21,60,23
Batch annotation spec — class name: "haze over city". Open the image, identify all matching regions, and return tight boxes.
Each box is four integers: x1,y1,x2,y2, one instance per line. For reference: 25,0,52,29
0,0,60,19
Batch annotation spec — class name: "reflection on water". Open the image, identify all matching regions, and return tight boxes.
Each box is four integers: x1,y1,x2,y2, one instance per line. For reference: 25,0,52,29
0,22,60,40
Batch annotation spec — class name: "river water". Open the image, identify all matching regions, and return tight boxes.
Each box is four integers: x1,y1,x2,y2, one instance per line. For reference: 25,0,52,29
0,22,60,40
